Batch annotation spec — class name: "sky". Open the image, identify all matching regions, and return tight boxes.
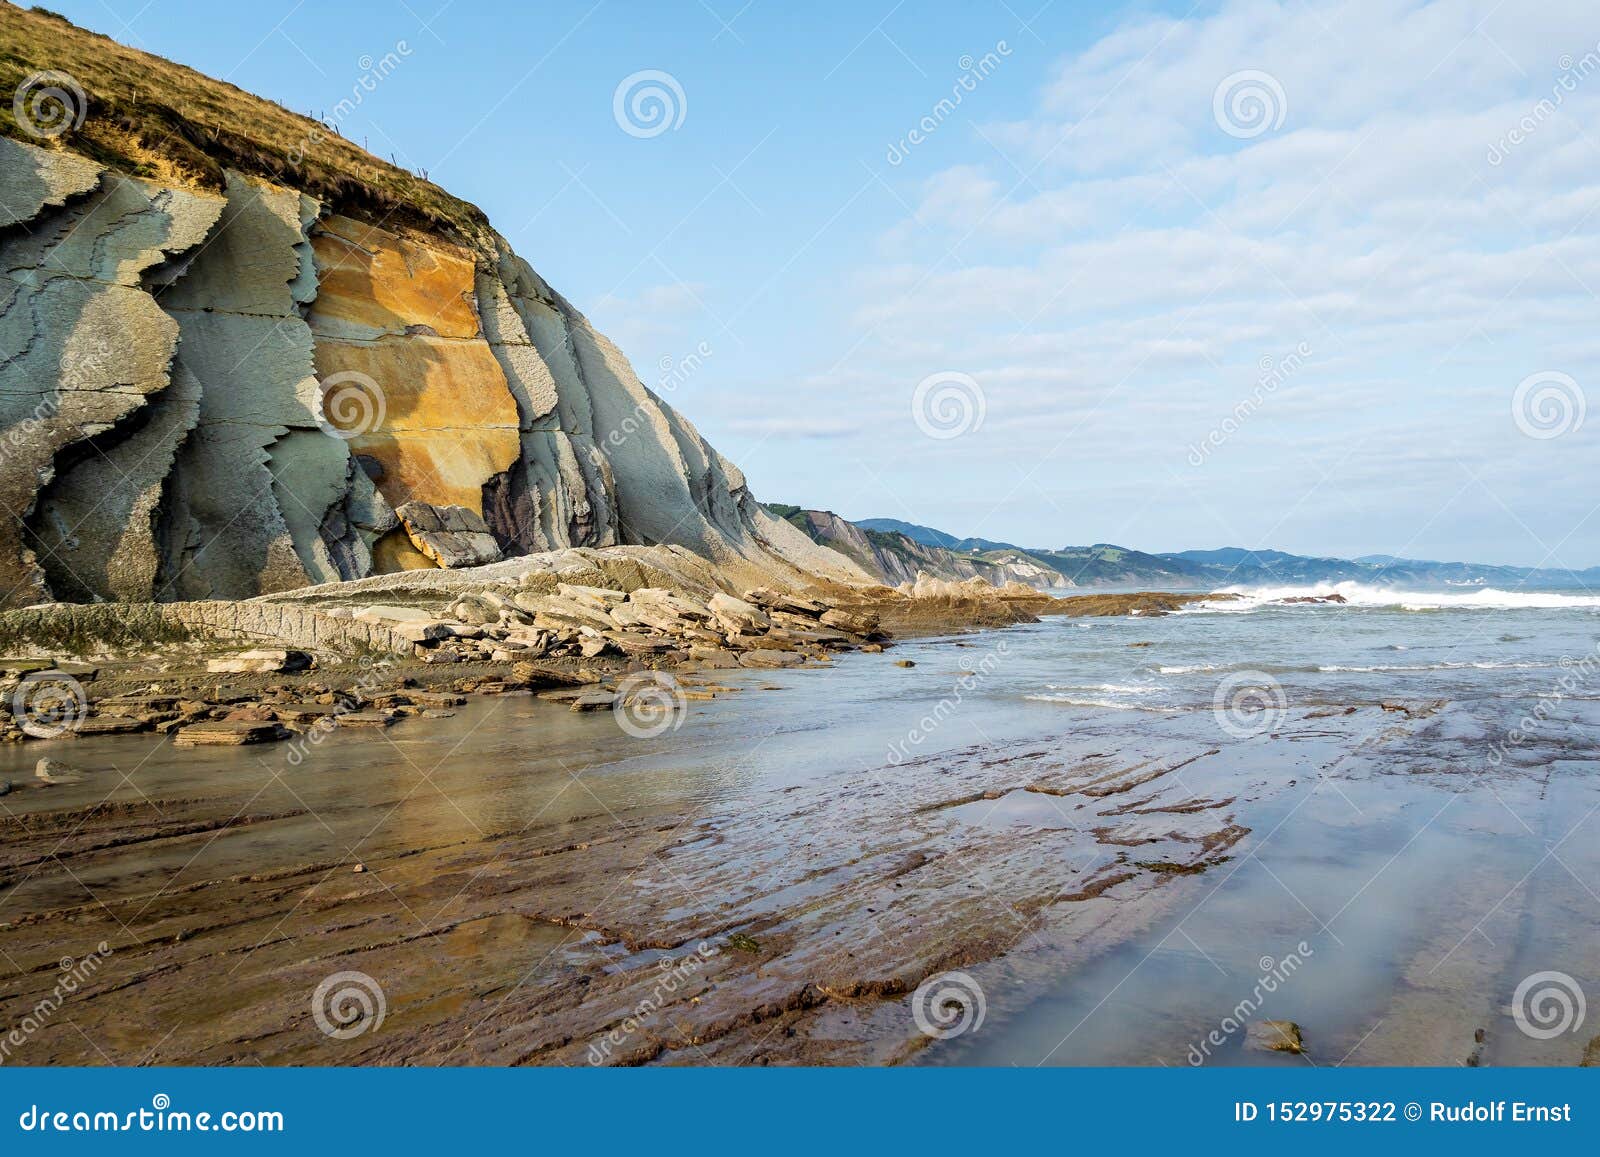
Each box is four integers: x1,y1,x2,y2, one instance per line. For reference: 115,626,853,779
48,0,1600,567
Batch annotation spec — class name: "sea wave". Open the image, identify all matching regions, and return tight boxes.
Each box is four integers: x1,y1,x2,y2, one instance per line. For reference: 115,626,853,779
1316,661,1554,673
1178,581,1600,613
1025,694,1180,712
1045,682,1160,695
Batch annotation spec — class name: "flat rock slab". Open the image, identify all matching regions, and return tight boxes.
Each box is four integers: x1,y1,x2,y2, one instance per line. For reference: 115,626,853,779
72,716,154,737
206,649,311,674
569,691,618,711
737,650,804,668
172,720,291,747
335,711,399,728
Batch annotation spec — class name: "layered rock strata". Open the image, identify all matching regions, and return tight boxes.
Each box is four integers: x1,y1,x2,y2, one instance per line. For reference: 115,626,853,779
0,135,866,611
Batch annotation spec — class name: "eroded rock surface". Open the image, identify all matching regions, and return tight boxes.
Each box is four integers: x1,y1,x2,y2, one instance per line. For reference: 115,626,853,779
0,138,868,610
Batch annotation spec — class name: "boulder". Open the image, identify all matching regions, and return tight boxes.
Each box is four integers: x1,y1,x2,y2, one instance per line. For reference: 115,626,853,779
737,650,804,669
744,588,826,616
687,647,741,669
630,588,713,621
1244,1020,1305,1054
608,601,685,633
708,592,771,634
557,583,627,608
205,648,311,674
819,608,879,635
394,502,503,569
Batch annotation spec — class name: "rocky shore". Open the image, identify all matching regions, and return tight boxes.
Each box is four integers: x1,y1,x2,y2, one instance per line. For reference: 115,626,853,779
0,548,1077,751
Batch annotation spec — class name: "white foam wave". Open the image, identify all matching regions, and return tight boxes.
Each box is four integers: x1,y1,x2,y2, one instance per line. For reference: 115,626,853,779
1317,661,1553,673
1180,581,1600,613
1025,694,1179,712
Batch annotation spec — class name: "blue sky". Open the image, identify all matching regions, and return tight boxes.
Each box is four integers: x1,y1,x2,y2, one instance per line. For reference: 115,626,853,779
54,0,1600,567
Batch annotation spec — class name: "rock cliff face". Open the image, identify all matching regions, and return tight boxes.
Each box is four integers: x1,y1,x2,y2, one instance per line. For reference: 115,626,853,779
0,31,864,609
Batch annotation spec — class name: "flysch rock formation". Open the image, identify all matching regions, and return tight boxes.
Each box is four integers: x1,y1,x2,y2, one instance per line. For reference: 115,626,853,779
0,134,867,611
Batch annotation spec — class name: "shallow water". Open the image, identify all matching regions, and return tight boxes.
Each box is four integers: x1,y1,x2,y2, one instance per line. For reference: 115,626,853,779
3,589,1597,1065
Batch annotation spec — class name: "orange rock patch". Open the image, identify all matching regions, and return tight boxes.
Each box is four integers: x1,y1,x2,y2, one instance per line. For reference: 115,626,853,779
309,215,481,339
308,217,521,523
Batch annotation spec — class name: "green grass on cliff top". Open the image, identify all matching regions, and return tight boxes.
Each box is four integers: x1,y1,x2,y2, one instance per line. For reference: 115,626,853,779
0,4,490,243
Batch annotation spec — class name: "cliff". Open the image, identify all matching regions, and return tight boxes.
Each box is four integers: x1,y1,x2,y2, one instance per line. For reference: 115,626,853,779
0,4,867,610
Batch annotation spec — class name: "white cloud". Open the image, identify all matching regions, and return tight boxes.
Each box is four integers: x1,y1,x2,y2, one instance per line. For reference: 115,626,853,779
804,0,1600,561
